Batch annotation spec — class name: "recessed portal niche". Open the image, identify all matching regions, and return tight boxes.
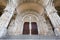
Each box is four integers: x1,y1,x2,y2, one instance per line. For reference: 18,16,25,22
22,14,39,35
23,22,38,35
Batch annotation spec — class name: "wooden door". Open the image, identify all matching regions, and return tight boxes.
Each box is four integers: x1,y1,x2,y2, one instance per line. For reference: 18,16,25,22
31,22,38,35
23,22,29,34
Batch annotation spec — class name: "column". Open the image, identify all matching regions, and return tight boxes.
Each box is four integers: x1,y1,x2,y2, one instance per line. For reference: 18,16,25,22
29,16,31,35
14,15,23,35
0,0,18,37
45,0,60,36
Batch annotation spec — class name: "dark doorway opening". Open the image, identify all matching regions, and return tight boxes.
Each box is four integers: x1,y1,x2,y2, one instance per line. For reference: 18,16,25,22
23,22,38,35
23,22,30,34
31,22,38,35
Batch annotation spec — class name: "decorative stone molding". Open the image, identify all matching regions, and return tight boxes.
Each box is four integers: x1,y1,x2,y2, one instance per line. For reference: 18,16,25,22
45,0,60,36
9,10,53,35
0,0,18,38
0,0,59,37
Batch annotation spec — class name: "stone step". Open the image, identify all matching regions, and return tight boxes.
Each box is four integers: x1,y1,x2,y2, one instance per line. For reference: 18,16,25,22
0,35,60,40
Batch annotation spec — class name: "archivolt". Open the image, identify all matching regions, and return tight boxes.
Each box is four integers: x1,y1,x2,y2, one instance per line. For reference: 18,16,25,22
21,11,40,22
17,3,44,14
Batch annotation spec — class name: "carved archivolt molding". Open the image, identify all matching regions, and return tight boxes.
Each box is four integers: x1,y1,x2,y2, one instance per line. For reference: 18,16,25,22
16,3,44,15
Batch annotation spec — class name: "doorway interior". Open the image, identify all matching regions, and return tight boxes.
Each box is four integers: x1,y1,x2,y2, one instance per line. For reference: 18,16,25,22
22,14,39,35
23,22,38,35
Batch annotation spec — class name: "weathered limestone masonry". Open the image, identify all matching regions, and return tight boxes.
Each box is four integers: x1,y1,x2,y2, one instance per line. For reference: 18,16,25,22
0,0,60,38
44,0,60,36
0,0,18,37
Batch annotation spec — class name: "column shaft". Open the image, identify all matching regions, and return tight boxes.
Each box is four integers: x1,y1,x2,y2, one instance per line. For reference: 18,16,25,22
0,0,17,37
45,0,60,36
